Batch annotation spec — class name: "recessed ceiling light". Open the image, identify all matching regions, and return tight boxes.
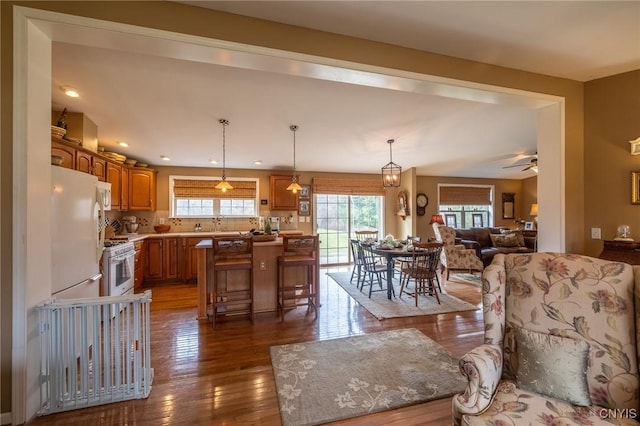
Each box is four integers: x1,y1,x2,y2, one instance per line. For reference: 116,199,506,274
160,155,170,161
210,159,218,164
61,86,79,98
254,160,263,165
118,141,128,147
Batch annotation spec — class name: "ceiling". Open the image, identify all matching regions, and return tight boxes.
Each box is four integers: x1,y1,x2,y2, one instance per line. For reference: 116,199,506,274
50,1,640,179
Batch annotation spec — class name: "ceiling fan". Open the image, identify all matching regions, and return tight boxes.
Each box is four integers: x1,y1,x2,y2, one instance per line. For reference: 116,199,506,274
503,153,538,172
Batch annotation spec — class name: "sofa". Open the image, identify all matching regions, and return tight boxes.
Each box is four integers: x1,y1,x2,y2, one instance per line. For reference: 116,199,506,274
454,227,536,266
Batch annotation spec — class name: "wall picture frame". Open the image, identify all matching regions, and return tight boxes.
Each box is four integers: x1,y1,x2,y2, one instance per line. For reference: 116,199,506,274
299,184,310,199
502,192,515,219
632,172,640,204
299,200,310,216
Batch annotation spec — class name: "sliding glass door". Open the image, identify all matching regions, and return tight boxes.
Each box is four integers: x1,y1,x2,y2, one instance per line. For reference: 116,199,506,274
315,194,384,265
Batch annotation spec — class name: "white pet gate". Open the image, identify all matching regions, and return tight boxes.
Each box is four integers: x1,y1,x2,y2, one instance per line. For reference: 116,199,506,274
37,290,153,415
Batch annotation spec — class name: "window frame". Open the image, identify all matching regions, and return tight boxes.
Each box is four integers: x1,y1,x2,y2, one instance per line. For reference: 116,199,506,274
169,175,259,219
437,183,495,228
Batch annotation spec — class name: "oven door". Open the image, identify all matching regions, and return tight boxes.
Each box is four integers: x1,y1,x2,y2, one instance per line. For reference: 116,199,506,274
107,251,135,296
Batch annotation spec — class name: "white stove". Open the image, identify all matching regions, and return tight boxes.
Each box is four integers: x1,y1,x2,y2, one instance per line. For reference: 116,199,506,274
102,239,135,297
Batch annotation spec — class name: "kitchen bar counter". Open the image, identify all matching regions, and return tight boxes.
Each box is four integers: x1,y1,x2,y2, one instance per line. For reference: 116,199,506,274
195,236,317,320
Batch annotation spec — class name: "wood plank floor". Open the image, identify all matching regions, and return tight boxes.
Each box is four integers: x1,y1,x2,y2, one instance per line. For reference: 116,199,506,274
28,267,483,426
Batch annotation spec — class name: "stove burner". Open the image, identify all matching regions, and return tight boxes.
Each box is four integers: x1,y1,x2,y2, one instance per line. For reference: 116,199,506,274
104,239,129,247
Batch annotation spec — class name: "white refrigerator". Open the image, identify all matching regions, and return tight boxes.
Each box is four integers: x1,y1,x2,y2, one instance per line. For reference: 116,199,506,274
51,166,106,299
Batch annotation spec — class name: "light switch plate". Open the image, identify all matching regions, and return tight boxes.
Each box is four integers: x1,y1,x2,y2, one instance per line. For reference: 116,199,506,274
591,227,601,239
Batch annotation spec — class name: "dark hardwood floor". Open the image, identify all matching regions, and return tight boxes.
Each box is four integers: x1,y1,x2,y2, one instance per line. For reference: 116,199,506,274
28,266,483,425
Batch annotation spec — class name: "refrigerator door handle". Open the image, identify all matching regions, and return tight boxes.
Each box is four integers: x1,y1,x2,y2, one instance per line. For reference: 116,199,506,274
96,186,106,263
66,273,103,291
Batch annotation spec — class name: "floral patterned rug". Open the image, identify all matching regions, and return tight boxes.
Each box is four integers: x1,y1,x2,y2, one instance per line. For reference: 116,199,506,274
327,271,477,320
270,328,466,426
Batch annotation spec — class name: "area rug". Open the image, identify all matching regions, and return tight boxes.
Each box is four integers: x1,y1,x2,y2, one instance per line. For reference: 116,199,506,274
327,271,477,320
450,272,483,286
270,328,466,426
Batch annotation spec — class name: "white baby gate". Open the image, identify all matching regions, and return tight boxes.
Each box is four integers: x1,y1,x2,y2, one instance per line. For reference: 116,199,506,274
37,290,153,415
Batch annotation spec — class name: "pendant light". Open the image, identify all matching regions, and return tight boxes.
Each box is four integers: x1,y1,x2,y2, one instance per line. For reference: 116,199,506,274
215,118,233,192
381,139,401,187
286,124,303,193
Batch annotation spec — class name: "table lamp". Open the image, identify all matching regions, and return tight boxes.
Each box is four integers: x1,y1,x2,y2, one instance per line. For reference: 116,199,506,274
429,214,444,225
529,203,538,228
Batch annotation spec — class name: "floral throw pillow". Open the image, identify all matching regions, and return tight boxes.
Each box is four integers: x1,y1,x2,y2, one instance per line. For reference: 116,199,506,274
489,233,521,247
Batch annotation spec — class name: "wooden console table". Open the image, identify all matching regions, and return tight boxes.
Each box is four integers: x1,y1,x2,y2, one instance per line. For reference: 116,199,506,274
598,240,640,265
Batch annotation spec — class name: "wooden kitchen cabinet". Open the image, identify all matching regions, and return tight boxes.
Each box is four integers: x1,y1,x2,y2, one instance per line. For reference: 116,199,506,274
146,238,164,280
77,151,106,181
270,175,298,211
106,161,122,210
184,237,208,282
106,161,131,211
129,168,157,211
133,239,145,290
145,237,180,282
164,237,180,280
121,166,129,211
51,140,75,169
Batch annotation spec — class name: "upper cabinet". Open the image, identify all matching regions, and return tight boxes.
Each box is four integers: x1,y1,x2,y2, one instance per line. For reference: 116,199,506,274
52,137,156,211
129,168,157,211
270,175,298,211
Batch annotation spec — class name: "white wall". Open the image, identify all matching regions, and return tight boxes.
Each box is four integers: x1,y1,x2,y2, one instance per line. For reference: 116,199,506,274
12,11,54,422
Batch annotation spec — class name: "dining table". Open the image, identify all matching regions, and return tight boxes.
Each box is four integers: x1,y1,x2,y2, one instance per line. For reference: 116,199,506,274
362,244,414,299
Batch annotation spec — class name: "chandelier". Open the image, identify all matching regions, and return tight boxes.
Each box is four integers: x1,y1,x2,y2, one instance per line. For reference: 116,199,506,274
214,118,233,192
286,125,303,193
381,139,401,187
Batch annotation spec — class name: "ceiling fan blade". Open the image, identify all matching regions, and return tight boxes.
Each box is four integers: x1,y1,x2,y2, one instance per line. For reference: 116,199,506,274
503,163,529,169
521,165,532,171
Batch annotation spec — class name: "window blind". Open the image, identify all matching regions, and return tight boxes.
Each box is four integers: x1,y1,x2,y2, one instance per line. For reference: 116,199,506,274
173,179,256,199
439,186,492,205
312,177,385,196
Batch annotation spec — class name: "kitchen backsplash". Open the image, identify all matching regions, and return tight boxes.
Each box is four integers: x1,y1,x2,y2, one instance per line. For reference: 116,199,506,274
105,210,299,234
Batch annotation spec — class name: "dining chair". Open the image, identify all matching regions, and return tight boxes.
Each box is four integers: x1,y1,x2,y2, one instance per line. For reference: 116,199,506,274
398,242,443,306
394,236,422,283
357,242,392,298
354,230,379,242
349,238,364,288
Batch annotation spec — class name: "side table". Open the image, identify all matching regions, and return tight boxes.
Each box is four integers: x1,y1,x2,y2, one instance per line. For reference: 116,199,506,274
598,240,640,265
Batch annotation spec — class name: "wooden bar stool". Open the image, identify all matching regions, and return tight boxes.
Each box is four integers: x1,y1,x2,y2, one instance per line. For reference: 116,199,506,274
277,235,318,321
209,236,253,326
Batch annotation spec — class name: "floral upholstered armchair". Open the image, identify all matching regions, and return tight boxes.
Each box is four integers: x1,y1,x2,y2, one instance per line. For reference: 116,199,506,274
432,224,484,280
452,252,640,426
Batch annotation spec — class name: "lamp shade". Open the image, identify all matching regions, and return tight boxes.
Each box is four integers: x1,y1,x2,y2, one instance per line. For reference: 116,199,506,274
530,203,538,216
429,214,444,225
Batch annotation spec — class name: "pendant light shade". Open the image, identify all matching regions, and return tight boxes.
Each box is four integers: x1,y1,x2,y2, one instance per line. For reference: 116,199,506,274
381,139,401,187
215,119,233,192
286,124,303,192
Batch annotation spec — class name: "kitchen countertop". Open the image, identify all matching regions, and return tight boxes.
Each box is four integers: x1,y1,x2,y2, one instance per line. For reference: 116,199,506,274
115,230,303,241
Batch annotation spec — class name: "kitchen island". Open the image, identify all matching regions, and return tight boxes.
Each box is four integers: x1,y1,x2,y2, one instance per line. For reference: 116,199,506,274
196,233,314,320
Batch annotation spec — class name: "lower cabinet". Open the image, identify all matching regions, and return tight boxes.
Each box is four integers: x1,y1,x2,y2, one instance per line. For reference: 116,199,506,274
145,237,181,282
184,237,208,282
133,240,145,290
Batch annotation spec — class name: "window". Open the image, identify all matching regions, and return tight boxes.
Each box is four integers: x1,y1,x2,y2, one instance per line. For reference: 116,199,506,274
312,177,386,265
170,176,258,218
438,184,494,228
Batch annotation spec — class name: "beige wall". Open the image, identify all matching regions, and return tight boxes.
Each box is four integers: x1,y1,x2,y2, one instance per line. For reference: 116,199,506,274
584,70,640,257
1,0,615,418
